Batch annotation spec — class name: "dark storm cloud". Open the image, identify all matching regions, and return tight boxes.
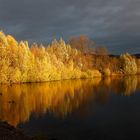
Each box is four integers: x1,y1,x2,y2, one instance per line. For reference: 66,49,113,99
0,0,140,54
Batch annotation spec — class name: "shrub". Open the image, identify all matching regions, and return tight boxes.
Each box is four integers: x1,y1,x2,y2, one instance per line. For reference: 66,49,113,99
120,53,137,75
103,68,111,76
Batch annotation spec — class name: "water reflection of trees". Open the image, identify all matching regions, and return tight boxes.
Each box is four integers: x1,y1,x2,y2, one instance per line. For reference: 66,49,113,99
0,76,140,126
108,76,139,96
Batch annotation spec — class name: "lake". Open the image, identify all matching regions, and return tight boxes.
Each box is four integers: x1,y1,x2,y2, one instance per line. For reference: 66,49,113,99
0,76,140,140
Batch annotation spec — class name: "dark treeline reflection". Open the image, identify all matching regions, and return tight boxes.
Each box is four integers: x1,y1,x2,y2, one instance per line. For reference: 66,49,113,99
0,76,140,127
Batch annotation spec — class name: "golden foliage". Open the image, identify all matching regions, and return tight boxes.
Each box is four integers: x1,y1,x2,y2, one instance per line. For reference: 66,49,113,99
0,31,139,84
120,53,137,75
0,32,103,84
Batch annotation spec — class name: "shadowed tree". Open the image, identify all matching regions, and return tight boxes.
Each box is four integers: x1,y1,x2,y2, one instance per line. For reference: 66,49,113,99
69,35,96,53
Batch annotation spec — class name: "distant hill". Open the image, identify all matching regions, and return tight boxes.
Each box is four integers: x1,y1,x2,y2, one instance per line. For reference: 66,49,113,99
109,54,140,59
132,54,140,59
88,53,140,59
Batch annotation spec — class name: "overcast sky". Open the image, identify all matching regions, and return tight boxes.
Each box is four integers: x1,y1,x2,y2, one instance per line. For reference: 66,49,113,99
0,0,140,54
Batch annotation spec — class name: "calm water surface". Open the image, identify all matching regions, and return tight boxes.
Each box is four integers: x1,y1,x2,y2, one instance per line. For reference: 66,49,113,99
0,76,140,140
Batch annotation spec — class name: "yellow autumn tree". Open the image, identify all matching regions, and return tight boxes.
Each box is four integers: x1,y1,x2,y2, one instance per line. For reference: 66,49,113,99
120,53,137,75
0,31,138,84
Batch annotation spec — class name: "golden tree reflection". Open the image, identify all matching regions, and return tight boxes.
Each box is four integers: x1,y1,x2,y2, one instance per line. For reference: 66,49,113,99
0,76,140,127
109,76,139,96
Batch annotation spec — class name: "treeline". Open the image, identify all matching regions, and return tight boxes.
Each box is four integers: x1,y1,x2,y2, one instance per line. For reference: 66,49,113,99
0,31,139,84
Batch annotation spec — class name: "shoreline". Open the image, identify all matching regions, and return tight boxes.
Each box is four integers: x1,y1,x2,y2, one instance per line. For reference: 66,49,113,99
0,121,31,140
0,74,138,85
